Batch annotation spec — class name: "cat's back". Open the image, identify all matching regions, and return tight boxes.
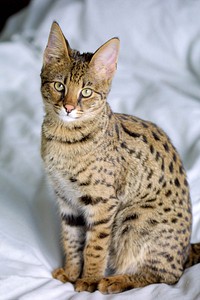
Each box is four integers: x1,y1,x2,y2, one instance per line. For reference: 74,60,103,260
115,112,185,174
114,112,190,207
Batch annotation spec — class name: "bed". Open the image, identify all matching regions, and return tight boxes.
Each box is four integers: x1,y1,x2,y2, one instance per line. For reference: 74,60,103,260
0,0,200,299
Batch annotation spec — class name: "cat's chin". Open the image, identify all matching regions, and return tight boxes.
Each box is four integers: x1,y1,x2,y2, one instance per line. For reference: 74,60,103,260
59,115,78,123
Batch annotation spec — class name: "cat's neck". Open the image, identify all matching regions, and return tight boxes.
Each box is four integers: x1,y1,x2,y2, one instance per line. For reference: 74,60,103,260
42,103,113,148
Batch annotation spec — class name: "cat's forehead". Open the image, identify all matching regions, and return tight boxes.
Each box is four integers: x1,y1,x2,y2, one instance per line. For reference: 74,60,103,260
69,52,92,83
42,51,93,84
70,50,93,62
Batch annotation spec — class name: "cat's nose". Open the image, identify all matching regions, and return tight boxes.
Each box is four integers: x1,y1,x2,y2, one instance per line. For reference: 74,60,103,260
65,105,75,114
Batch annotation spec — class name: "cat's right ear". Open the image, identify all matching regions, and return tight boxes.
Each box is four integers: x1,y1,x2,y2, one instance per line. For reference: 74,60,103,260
43,22,71,65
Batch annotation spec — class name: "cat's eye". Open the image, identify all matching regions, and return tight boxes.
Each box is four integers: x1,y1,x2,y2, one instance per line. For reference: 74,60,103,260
81,88,93,98
54,82,65,92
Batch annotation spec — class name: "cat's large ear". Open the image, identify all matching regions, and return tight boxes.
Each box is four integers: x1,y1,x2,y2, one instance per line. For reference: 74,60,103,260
89,38,120,80
43,21,71,65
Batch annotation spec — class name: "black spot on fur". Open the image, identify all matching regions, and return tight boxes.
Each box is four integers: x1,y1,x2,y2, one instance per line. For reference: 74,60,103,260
162,181,167,188
123,214,139,223
80,195,93,205
69,176,77,182
164,207,171,212
162,219,168,224
121,123,141,138
163,142,169,152
155,151,160,161
141,204,155,209
98,232,109,239
61,214,85,227
136,151,142,159
146,198,157,202
165,190,172,197
150,144,154,154
152,132,160,141
171,218,178,224
147,183,152,189
94,245,103,251
161,158,165,171
173,153,177,162
179,166,184,174
148,219,159,226
159,175,164,183
169,162,174,173
174,178,180,187
147,169,154,180
142,135,148,143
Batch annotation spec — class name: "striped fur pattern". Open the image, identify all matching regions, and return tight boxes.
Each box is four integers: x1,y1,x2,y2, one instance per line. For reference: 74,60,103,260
40,22,200,294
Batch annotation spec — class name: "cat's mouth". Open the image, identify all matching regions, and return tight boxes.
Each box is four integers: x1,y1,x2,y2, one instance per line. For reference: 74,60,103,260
58,107,82,123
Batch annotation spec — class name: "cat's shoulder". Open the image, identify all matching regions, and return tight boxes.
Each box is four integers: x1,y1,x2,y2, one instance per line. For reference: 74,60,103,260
114,112,167,139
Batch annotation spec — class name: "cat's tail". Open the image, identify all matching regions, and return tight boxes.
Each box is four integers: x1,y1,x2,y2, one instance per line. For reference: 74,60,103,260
184,243,200,268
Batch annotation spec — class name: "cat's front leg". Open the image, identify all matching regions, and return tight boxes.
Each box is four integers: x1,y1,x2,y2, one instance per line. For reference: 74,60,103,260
75,199,118,292
53,203,86,283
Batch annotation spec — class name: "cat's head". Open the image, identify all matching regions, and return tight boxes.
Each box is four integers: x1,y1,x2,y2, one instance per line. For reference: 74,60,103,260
41,22,120,124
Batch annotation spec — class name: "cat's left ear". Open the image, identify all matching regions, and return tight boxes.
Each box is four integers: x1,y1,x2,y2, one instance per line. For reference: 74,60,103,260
89,38,120,80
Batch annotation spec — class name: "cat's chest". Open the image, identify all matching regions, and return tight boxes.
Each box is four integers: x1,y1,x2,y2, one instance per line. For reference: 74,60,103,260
44,151,82,207
51,168,82,205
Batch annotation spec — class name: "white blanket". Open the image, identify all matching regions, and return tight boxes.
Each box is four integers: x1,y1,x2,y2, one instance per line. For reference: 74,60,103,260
0,0,200,299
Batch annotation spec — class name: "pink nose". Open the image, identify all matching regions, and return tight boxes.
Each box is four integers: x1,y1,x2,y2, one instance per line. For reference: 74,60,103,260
65,105,75,113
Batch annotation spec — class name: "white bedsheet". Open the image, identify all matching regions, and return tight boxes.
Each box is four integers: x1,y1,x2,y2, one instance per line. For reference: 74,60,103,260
0,0,200,299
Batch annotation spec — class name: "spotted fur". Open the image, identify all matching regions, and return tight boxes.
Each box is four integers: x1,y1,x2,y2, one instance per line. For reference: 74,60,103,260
41,22,200,294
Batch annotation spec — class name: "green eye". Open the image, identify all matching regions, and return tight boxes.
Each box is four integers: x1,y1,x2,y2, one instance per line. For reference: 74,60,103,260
81,88,93,98
54,82,65,92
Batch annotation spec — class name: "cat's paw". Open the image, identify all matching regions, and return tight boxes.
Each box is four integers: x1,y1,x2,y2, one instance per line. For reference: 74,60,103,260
75,277,100,292
52,266,81,283
98,275,132,294
52,268,69,283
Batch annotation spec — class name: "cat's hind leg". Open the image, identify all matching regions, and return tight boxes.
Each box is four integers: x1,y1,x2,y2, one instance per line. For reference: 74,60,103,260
100,206,186,294
98,249,181,294
98,272,160,294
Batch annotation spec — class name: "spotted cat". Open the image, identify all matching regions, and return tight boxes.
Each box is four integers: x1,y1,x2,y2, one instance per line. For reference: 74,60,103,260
40,22,200,294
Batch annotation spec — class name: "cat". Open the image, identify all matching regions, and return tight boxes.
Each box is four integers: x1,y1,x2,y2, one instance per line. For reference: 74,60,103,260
40,21,200,294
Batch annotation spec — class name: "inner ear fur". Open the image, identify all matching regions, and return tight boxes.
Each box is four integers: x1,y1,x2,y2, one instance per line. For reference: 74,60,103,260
89,38,120,80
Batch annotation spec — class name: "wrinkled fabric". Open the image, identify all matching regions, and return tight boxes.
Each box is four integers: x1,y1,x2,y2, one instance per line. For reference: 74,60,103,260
0,0,200,299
